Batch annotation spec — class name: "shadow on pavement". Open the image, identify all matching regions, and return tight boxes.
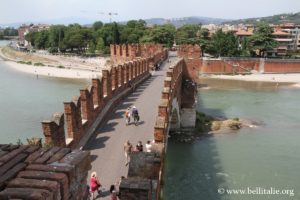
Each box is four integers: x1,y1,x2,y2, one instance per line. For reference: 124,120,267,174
84,135,110,151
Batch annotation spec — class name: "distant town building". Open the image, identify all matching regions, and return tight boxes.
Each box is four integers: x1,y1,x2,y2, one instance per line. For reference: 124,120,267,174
281,28,300,50
18,24,50,45
269,30,292,56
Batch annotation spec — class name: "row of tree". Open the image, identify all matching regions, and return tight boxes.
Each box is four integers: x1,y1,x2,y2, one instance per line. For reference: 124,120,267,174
0,27,18,39
24,20,277,57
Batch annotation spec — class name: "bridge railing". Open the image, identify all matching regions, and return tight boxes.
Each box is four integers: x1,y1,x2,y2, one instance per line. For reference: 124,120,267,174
152,58,184,198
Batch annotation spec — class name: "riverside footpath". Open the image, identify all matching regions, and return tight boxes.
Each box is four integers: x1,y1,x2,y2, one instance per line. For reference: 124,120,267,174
84,54,178,199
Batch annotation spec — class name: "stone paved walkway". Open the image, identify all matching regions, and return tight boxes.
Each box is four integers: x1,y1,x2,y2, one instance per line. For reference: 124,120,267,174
84,54,178,199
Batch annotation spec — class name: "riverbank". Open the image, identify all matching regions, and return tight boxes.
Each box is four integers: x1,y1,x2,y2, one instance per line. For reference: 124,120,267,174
0,46,109,79
205,73,300,87
4,60,101,79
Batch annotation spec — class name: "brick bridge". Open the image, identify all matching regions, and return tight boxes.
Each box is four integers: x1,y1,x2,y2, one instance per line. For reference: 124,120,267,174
0,44,201,200
2,43,300,199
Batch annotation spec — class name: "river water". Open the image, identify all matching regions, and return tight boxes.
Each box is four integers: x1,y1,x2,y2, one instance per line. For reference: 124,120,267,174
164,78,300,200
0,40,89,144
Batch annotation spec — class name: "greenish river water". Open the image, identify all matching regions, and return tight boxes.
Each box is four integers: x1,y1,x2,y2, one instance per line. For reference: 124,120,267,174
164,78,300,200
0,40,89,144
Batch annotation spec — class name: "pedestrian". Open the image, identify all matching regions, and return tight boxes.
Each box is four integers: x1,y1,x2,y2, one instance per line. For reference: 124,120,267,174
125,107,131,125
89,172,101,199
136,141,143,152
131,106,139,125
124,140,133,165
117,176,125,192
145,140,152,153
109,185,118,200
110,185,118,200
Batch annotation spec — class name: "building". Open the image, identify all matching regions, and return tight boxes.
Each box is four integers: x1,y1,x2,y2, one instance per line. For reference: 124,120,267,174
270,30,293,56
18,24,50,45
298,33,300,50
234,23,300,56
281,28,300,51
18,25,30,43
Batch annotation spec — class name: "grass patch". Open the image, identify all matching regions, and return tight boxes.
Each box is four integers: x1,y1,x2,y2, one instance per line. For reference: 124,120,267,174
34,62,45,66
17,60,32,65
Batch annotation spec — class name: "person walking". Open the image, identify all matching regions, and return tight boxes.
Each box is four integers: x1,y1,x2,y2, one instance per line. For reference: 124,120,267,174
109,185,118,200
89,172,101,199
136,141,143,152
124,140,133,166
131,106,140,126
145,140,152,153
125,107,131,125
117,176,125,195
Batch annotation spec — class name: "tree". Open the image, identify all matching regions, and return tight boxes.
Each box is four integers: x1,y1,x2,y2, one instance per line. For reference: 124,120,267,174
95,37,107,54
112,22,121,44
92,21,103,31
249,23,278,57
175,24,201,45
0,31,4,39
120,20,146,43
207,30,240,57
63,28,93,52
48,25,66,50
198,28,210,56
34,30,49,49
95,23,122,46
141,24,176,47
3,27,18,36
25,31,39,47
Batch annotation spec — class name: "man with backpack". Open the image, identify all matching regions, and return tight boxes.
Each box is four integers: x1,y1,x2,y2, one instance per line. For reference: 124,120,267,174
131,106,140,126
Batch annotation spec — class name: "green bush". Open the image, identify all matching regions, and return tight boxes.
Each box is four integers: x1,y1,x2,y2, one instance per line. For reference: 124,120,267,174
196,112,213,133
48,47,58,53
57,65,65,68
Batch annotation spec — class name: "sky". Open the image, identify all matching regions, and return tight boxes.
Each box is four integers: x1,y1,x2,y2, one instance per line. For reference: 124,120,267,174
1,0,300,24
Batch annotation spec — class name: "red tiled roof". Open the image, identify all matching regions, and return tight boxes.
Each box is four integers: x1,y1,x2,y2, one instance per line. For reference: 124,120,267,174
235,30,253,36
272,30,290,36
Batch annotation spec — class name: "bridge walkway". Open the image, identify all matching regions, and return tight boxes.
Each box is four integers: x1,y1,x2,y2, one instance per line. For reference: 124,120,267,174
84,54,178,199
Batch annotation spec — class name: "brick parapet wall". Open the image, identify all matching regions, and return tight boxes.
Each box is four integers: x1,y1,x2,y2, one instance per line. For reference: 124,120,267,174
177,44,201,81
110,44,166,66
42,45,167,149
145,59,183,200
154,59,184,143
0,144,91,200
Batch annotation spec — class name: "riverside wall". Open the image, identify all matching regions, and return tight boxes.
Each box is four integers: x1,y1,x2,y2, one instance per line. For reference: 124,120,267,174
200,58,300,74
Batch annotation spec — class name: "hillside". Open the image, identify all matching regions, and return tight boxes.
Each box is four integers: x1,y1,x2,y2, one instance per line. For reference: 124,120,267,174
226,12,300,25
145,16,228,27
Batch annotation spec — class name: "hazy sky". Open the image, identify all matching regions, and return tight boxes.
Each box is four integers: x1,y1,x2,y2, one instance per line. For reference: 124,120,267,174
1,0,300,24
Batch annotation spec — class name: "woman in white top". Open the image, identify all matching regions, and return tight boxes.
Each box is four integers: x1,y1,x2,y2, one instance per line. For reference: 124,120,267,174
145,140,152,153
